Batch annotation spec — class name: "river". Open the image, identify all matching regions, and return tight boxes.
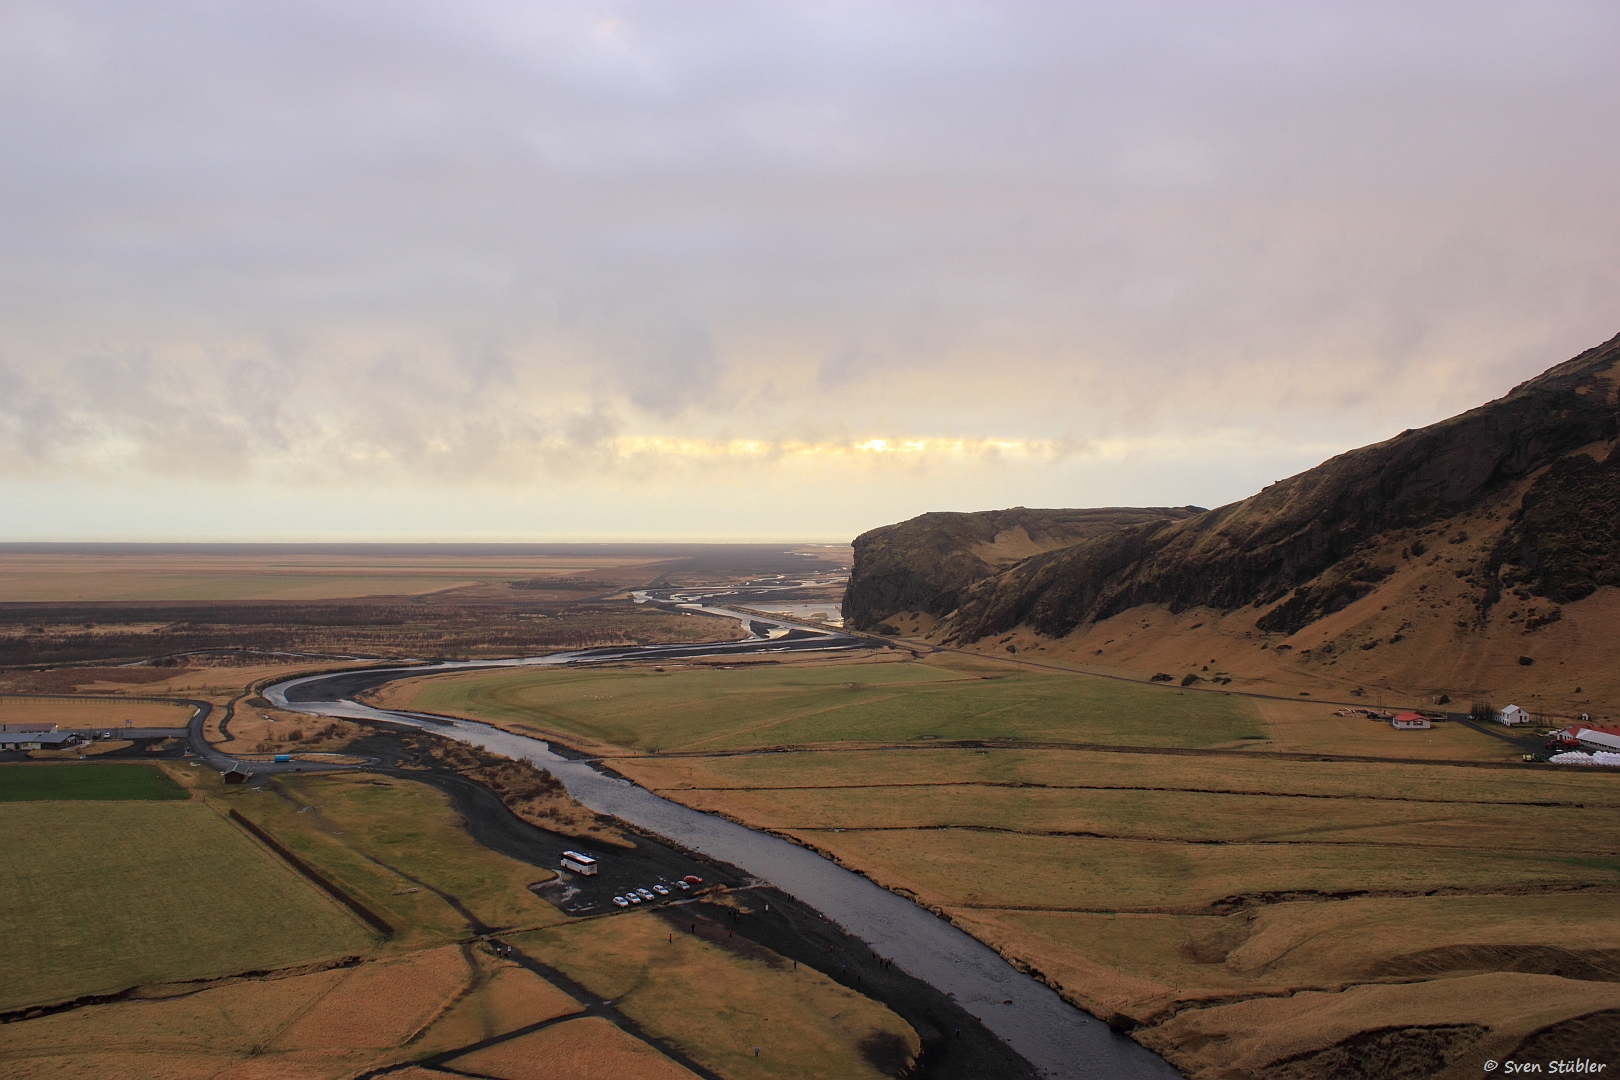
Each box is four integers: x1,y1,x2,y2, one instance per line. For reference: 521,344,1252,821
264,632,1182,1080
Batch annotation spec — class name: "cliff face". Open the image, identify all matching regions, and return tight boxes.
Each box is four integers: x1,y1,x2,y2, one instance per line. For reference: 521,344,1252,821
841,506,1202,631
845,332,1620,646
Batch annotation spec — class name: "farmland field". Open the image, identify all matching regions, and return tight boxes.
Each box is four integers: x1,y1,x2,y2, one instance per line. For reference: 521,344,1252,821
195,768,568,947
380,652,1620,1079
369,653,1265,752
0,762,188,801
509,909,919,1080
446,1016,701,1080
0,795,375,1009
0,695,195,730
0,760,928,1080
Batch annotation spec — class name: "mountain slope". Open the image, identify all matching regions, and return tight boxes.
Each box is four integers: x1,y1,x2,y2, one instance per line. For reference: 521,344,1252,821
844,331,1620,709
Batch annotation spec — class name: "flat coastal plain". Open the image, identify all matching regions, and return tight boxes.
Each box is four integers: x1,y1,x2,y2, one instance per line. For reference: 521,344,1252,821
375,651,1620,1080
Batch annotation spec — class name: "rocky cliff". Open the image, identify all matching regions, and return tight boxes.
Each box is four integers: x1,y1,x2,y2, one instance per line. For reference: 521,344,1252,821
844,332,1620,648
842,506,1202,631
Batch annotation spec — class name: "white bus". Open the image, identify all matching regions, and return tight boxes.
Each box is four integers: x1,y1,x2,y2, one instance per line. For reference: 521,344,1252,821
561,850,598,876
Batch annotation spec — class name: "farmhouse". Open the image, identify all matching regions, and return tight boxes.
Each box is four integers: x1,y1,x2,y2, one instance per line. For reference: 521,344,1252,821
1391,712,1432,730
1498,704,1532,726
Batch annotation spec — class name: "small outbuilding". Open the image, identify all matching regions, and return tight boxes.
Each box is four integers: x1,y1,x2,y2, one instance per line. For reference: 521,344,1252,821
1391,712,1432,730
1498,704,1532,726
221,765,253,784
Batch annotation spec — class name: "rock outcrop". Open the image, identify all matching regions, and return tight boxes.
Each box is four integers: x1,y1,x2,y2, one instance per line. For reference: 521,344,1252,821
844,331,1620,645
842,506,1202,630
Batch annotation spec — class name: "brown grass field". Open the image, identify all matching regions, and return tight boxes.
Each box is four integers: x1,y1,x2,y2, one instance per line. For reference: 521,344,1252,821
383,653,1620,1078
264,945,473,1052
0,696,194,729
509,910,919,1080
214,702,370,758
0,552,673,602
445,1016,701,1080
0,659,375,704
410,962,584,1056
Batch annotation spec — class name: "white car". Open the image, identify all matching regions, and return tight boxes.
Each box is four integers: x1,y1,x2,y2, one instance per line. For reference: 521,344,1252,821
626,893,642,904
675,880,690,890
652,884,670,896
636,887,655,901
612,896,630,908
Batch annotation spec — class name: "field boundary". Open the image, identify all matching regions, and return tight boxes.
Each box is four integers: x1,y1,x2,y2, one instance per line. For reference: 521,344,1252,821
226,809,394,938
0,955,363,1025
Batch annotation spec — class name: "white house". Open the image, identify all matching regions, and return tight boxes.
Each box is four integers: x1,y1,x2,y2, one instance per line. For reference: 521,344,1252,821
1498,704,1531,726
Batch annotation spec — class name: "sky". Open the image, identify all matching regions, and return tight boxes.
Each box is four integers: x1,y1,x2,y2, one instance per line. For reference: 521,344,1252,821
1,1,1617,542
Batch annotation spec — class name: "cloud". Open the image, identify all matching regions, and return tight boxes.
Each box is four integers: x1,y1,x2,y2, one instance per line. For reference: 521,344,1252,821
0,1,1617,537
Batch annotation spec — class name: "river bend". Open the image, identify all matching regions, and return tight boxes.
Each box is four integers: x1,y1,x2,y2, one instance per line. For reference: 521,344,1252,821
264,637,1181,1080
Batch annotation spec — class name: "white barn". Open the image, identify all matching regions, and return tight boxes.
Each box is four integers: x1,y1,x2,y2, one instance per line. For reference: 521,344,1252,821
1575,729,1620,753
1498,704,1531,726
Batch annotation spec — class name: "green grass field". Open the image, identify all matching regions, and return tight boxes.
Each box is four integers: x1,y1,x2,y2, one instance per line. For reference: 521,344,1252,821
0,800,375,1010
222,771,566,945
0,763,188,802
387,656,1264,752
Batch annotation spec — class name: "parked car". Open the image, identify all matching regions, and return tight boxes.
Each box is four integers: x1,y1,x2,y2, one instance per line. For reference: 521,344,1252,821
675,880,690,890
652,884,670,896
636,887,655,901
612,896,630,908
626,893,642,904
682,875,703,885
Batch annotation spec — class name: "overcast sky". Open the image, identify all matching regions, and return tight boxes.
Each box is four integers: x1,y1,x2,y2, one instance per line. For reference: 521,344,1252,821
2,1,1616,541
